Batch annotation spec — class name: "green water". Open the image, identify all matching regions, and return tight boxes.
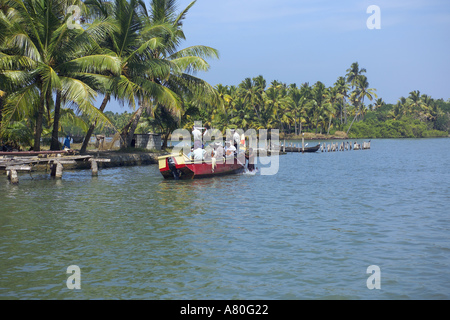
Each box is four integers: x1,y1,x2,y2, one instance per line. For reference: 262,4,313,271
1,138,449,299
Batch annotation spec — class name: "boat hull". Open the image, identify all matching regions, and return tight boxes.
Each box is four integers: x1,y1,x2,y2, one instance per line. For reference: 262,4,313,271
158,153,245,180
279,144,320,153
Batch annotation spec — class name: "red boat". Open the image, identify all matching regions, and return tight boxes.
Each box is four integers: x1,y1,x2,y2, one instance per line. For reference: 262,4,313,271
158,152,245,179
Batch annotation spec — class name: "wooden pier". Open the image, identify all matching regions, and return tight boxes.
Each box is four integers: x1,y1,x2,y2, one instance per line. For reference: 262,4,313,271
1,151,110,184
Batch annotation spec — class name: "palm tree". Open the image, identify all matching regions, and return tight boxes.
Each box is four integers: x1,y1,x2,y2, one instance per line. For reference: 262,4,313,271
309,81,327,134
421,94,439,121
388,98,406,120
346,61,366,90
405,90,429,119
287,84,308,135
373,98,385,111
334,76,349,124
356,76,377,110
1,0,118,151
79,0,170,152
325,86,340,134
216,83,234,121
116,0,219,149
265,81,292,134
346,75,377,134
237,76,266,122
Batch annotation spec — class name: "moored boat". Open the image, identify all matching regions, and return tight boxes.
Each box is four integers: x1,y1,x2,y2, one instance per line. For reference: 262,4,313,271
278,143,320,153
301,144,320,152
158,152,245,180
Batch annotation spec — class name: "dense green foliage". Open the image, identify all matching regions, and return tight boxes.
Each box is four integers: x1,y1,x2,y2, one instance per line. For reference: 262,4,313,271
1,0,217,151
1,1,449,151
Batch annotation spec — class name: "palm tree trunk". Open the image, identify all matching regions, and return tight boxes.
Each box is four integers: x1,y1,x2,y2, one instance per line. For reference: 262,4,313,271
120,103,144,148
343,97,347,124
80,93,110,154
0,97,3,123
347,104,360,134
50,90,62,150
162,127,171,149
253,104,261,121
33,91,46,151
327,115,332,135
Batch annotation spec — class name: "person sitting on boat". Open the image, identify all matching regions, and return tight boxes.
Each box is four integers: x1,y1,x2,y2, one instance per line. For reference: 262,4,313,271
203,144,213,161
225,141,236,157
193,146,207,162
213,142,224,159
187,147,194,159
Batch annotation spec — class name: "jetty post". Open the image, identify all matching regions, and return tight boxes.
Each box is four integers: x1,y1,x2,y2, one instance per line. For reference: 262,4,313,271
8,169,18,184
302,133,305,154
89,158,111,176
6,165,32,184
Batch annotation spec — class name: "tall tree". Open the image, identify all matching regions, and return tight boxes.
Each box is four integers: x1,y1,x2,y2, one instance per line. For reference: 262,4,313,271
237,76,266,122
346,61,366,90
334,76,349,125
79,0,187,153
309,81,327,134
346,75,377,134
0,0,117,151
325,86,340,135
118,0,219,149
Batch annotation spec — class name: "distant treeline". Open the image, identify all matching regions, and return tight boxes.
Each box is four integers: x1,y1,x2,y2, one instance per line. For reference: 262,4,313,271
97,67,450,141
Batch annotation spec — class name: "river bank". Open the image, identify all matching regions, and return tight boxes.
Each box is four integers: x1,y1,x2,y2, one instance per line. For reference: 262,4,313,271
280,131,349,140
0,150,164,174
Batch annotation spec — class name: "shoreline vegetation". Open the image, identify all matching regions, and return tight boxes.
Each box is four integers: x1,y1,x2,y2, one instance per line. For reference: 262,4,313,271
1,1,449,154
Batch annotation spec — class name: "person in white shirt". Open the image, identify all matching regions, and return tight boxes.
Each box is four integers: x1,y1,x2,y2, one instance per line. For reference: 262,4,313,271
193,147,206,161
225,141,236,157
203,125,211,143
192,126,202,149
213,142,224,159
233,130,240,148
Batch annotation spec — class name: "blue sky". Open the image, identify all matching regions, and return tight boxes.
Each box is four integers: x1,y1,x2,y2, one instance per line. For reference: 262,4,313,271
105,0,450,113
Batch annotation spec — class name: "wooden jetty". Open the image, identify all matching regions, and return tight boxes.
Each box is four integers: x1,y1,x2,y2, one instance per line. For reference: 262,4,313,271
1,152,110,184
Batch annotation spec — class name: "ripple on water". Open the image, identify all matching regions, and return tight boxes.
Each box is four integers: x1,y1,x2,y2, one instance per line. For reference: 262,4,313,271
1,139,450,299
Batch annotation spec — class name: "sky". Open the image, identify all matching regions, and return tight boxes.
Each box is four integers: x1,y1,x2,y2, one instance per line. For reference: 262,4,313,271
105,0,450,113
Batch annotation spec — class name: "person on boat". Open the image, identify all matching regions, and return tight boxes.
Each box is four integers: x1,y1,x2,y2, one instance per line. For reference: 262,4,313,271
245,147,255,172
192,126,202,149
203,125,211,144
213,142,224,159
225,141,236,157
187,147,194,159
232,130,240,152
193,146,207,161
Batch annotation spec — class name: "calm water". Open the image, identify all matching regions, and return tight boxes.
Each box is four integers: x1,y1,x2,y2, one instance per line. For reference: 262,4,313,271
1,138,449,300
